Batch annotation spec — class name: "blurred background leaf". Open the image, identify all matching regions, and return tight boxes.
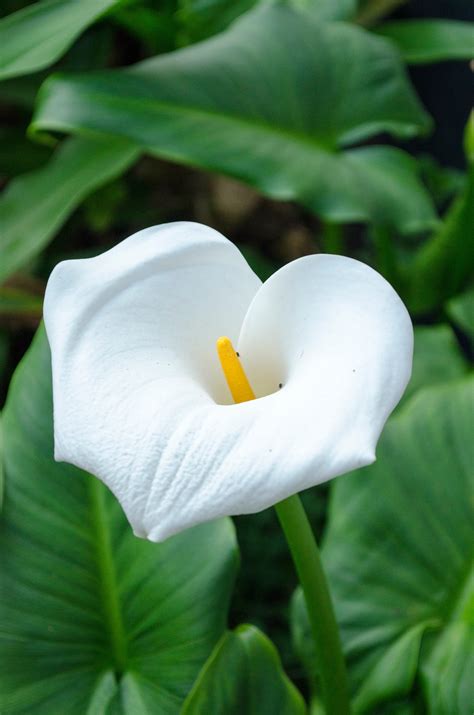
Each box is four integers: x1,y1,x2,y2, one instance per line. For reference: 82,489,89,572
0,137,139,284
30,4,436,234
0,0,124,80
376,19,474,64
292,377,474,713
182,625,306,714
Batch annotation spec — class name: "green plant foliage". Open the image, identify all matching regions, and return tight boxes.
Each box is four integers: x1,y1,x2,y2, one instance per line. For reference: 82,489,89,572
0,286,43,320
182,625,306,714
407,164,474,316
376,20,474,64
0,327,239,714
31,4,436,233
0,128,52,177
0,136,139,284
402,325,468,405
446,288,474,344
177,0,256,42
0,0,123,81
292,377,474,713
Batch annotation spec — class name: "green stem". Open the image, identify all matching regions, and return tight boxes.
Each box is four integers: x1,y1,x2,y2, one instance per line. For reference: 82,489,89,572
321,221,345,255
275,495,350,715
88,477,127,675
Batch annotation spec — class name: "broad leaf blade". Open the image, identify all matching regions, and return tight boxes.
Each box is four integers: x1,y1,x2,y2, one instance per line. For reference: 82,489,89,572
31,4,436,233
446,288,474,344
293,378,474,713
376,20,474,65
407,165,474,315
402,325,467,405
0,0,121,80
0,328,238,714
182,625,306,714
0,136,139,284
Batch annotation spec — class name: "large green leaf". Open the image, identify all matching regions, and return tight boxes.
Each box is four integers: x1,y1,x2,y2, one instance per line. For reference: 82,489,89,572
0,328,238,714
407,164,474,316
182,625,306,714
446,287,474,345
293,378,474,713
0,136,139,284
402,324,468,405
31,4,436,233
0,0,122,80
376,20,474,65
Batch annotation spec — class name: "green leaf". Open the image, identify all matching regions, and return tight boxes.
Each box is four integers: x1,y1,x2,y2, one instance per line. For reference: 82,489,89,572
177,0,256,43
0,136,139,284
182,625,306,714
293,378,474,713
0,127,52,177
0,327,238,714
376,20,474,64
293,0,356,22
407,164,474,315
402,325,467,405
0,286,43,321
446,288,474,344
31,4,436,233
0,0,122,81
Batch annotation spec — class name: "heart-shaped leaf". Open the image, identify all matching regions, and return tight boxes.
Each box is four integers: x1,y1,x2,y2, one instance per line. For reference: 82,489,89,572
0,327,238,714
182,624,306,714
31,4,436,233
292,376,474,713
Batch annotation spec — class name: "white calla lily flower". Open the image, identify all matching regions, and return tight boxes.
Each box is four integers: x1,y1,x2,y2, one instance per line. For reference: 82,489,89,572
44,222,413,542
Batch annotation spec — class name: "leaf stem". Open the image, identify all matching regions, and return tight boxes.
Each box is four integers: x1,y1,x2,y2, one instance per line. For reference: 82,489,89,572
88,477,127,675
275,494,350,715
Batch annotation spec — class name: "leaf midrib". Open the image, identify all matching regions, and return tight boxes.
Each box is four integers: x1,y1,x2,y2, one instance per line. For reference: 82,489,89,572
88,476,127,675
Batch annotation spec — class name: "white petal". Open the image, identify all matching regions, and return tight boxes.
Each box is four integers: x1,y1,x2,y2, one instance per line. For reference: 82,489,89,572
46,225,412,542
44,222,261,537
238,253,413,487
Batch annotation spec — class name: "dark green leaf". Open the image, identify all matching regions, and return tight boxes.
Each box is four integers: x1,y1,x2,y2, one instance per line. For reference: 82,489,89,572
0,137,139,284
182,625,306,714
407,165,474,316
0,128,52,177
376,20,474,64
402,325,467,405
31,4,436,233
177,0,255,43
0,0,122,80
0,286,43,320
446,288,474,344
0,327,238,713
293,378,474,713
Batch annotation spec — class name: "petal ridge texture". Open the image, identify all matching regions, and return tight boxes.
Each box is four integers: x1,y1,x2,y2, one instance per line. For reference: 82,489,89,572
44,222,413,541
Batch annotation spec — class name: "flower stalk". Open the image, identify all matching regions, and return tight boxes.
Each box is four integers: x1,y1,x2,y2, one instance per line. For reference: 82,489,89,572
217,336,350,714
275,495,351,715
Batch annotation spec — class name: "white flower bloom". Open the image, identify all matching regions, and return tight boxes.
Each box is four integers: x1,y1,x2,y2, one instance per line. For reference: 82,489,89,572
44,222,413,541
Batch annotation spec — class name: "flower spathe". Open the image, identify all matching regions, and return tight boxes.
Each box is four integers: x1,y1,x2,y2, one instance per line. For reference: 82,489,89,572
44,222,413,541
